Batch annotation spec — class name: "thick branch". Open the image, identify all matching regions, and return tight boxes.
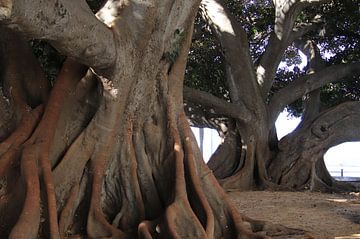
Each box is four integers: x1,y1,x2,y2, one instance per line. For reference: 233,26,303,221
307,101,360,147
184,86,251,123
268,62,360,124
258,0,327,98
295,40,324,128
0,0,116,70
269,101,360,191
200,0,261,108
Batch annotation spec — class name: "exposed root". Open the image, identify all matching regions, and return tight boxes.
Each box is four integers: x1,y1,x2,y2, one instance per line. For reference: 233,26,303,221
59,184,79,238
2,59,89,238
0,106,43,176
9,146,41,239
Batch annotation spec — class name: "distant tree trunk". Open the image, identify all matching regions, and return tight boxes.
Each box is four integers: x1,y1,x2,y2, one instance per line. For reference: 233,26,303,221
0,0,300,238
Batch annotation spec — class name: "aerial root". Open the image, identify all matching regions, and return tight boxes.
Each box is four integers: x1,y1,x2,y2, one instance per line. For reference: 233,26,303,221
9,146,41,239
59,185,79,238
180,112,215,236
0,106,43,176
6,59,90,239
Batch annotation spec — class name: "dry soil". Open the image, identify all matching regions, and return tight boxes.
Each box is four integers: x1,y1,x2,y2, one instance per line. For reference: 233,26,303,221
230,190,360,239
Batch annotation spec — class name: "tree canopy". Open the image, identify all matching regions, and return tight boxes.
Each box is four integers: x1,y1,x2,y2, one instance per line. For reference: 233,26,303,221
186,0,360,118
184,0,360,192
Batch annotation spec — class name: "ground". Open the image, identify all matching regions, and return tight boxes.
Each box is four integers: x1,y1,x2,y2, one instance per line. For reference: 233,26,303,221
230,187,360,239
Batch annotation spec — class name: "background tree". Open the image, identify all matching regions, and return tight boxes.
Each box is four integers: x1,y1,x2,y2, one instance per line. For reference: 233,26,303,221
184,0,360,191
0,0,307,238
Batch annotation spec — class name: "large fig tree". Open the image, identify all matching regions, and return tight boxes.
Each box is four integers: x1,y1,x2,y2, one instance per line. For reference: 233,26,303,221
0,0,309,238
184,0,360,191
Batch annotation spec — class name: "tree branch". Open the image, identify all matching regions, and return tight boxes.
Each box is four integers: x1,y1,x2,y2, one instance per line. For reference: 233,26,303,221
268,62,360,124
291,15,323,40
183,86,251,122
279,101,360,153
294,40,324,128
308,101,360,147
200,0,262,108
258,0,327,98
0,0,116,70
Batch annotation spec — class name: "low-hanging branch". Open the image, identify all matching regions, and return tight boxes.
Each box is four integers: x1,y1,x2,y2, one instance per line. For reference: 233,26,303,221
269,101,360,192
307,101,360,146
183,86,251,123
268,62,360,125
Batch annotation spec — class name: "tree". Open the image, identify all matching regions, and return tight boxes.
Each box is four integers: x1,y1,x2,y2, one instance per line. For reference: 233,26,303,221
0,0,305,238
184,0,360,191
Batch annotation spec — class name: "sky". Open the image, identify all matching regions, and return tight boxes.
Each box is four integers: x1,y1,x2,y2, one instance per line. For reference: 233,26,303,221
192,111,360,177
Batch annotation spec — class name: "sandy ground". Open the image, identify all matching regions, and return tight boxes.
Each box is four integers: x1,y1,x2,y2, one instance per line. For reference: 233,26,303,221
229,190,360,239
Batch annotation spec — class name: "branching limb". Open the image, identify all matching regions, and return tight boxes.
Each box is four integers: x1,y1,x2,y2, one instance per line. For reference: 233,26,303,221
268,62,360,125
270,101,360,191
0,0,116,70
200,0,261,109
184,86,251,123
258,0,327,98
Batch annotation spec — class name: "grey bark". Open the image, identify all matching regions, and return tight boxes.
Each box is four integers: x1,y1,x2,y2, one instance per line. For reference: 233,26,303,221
0,0,116,71
269,101,360,190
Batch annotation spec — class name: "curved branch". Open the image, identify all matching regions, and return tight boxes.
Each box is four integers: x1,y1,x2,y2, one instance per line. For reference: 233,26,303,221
0,0,116,70
259,0,327,98
308,101,360,147
269,101,360,191
268,62,360,124
184,86,251,123
200,0,261,107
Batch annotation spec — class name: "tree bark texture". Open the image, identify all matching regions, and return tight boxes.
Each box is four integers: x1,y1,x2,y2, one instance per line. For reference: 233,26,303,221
0,0,293,238
269,101,360,191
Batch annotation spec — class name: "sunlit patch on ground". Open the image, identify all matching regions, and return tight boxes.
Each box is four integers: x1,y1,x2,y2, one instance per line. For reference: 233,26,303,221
335,234,360,239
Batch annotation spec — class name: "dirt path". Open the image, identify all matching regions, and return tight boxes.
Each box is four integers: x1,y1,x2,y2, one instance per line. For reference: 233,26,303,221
230,190,360,238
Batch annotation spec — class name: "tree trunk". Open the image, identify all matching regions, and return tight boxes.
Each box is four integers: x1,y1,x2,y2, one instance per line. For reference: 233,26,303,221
0,0,290,238
268,102,360,191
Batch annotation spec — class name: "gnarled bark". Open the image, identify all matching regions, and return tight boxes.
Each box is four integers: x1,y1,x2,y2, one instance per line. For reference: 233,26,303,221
269,101,360,191
0,0,299,238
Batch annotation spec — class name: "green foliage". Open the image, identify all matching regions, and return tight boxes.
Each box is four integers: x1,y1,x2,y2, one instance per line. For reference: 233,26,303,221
298,0,360,114
185,15,229,100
